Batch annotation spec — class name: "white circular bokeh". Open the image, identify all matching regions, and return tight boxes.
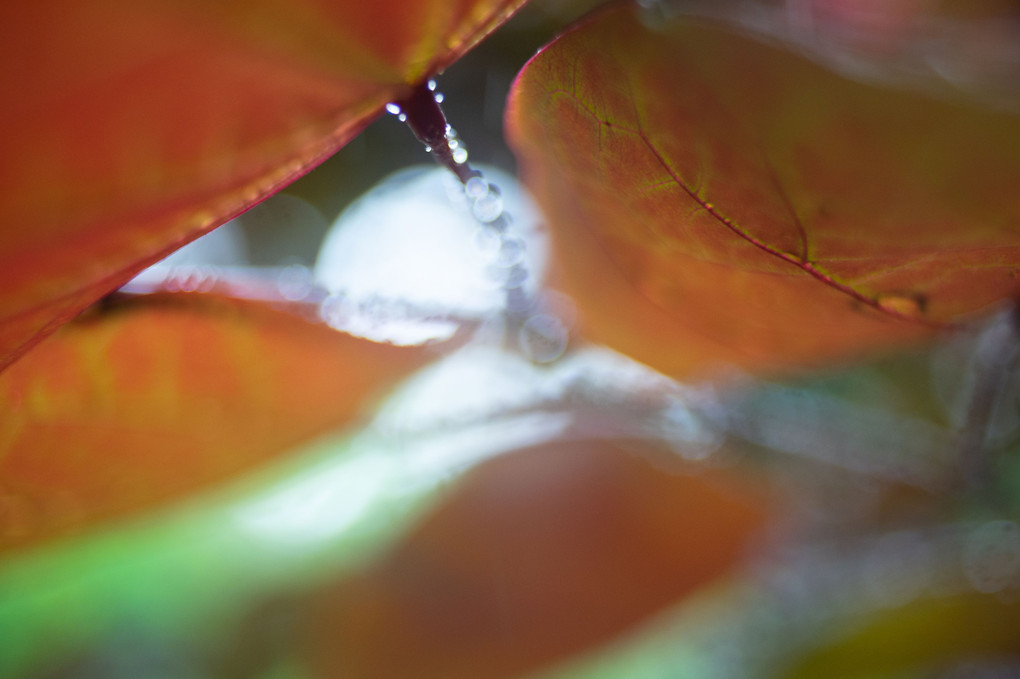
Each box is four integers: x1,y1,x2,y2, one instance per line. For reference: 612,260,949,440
314,165,547,344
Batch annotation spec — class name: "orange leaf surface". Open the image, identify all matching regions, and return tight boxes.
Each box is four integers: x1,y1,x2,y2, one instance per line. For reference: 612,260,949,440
506,5,1020,379
301,439,767,679
0,293,438,553
0,0,526,373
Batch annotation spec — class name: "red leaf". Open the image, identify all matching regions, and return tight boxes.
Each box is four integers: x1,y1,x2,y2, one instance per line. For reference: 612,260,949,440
301,439,767,679
0,293,439,552
0,0,527,373
506,5,1020,379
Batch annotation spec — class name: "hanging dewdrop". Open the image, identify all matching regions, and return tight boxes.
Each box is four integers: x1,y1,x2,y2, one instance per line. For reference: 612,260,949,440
388,79,478,183
383,77,571,363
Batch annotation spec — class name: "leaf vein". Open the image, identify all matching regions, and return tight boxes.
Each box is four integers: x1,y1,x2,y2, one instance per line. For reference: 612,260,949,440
631,123,948,329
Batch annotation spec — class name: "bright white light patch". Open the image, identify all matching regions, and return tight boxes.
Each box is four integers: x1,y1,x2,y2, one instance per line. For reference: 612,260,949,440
231,344,719,548
314,165,547,345
235,452,395,545
373,345,564,434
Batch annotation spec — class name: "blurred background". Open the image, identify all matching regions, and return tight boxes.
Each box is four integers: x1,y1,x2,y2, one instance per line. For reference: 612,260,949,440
2,2,1020,679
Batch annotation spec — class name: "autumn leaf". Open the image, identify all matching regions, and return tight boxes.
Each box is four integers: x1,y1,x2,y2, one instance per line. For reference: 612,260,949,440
0,292,441,553
301,438,766,679
0,0,527,373
506,4,1020,379
513,522,1020,679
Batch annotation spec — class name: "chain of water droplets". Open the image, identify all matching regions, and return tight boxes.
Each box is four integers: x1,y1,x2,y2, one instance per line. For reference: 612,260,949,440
387,79,570,364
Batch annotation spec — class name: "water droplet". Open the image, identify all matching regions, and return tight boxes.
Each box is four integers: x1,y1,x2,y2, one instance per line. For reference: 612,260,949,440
964,520,1020,594
385,103,402,115
483,262,528,289
442,173,470,206
470,226,499,255
319,293,356,329
506,287,533,314
434,92,445,103
465,177,489,199
397,113,407,122
473,192,503,223
424,145,432,153
448,138,459,149
427,79,437,91
519,314,568,363
494,237,525,268
171,265,215,293
452,147,468,164
277,264,314,301
489,213,511,231
660,399,719,460
537,290,578,332
504,265,528,289
483,263,508,285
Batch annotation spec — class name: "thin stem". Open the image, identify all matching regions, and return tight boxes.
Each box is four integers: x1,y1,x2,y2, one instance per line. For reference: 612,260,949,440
395,81,480,184
392,78,571,363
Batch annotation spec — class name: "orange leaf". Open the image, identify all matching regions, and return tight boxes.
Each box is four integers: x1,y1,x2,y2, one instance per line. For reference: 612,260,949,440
0,0,527,373
506,5,1020,379
301,439,767,679
0,293,438,552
